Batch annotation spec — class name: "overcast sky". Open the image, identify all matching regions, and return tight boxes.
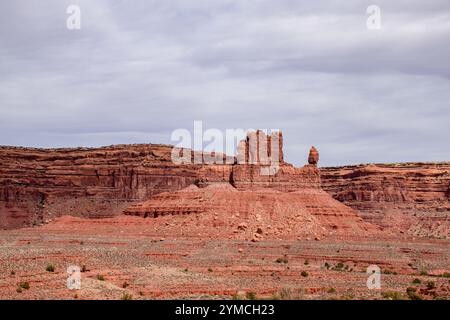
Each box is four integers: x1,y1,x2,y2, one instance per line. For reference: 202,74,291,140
0,0,449,166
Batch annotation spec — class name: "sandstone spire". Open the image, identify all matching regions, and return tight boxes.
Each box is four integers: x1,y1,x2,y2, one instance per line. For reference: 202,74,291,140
308,146,319,166
237,130,284,165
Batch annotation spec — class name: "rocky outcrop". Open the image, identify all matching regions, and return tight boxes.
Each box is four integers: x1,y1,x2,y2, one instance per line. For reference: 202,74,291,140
2,131,448,240
196,132,320,191
308,146,319,166
124,138,376,238
236,130,284,165
124,183,378,239
0,131,315,229
321,163,450,239
0,144,201,228
230,164,320,191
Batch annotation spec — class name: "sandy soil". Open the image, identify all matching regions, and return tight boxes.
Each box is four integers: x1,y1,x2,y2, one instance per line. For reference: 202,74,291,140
0,215,448,300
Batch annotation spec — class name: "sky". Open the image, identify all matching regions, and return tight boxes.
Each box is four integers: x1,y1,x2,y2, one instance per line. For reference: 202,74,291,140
0,0,449,166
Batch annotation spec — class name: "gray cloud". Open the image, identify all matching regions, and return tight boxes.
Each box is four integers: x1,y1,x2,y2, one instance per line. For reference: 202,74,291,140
0,0,449,166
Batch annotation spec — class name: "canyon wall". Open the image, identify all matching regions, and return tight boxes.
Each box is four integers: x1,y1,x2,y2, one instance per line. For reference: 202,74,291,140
0,144,200,228
0,131,322,230
321,163,450,239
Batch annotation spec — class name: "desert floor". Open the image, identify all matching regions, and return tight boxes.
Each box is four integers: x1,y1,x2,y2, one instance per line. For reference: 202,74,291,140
0,215,448,300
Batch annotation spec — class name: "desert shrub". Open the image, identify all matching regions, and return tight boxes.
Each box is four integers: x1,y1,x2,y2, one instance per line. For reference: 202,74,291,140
419,270,428,276
46,264,55,272
412,278,421,284
406,287,417,294
19,282,30,290
334,262,344,270
208,268,213,272
246,291,257,300
277,287,304,300
278,287,292,300
276,257,288,264
121,293,133,300
301,271,308,277
16,287,22,293
406,287,423,300
122,281,129,288
327,288,337,294
81,265,88,273
231,293,242,300
97,275,105,281
381,291,404,300
383,269,396,275
304,260,309,265
270,293,281,300
426,281,436,290
324,262,330,269
232,291,248,300
10,270,15,276
441,272,450,278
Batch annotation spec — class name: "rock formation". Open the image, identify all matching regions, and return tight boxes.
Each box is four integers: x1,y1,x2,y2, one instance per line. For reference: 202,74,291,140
0,131,291,229
0,144,201,228
308,146,319,166
1,132,448,240
124,132,377,238
236,130,284,165
124,183,377,239
321,163,450,239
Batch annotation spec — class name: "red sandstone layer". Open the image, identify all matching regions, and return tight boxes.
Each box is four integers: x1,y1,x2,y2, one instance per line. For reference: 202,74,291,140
124,183,378,240
1,136,449,240
321,163,450,239
0,144,200,228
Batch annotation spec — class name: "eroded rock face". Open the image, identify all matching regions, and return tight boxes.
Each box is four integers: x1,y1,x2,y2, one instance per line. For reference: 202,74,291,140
0,145,200,228
0,131,313,229
124,132,372,238
321,163,450,239
124,183,378,239
230,164,320,191
237,130,284,165
2,133,448,240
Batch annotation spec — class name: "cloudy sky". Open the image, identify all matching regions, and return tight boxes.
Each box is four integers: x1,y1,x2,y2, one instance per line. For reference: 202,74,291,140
0,0,449,166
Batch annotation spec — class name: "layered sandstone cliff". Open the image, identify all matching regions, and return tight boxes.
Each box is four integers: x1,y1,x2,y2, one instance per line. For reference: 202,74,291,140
124,183,377,240
0,144,200,228
0,131,291,229
321,163,450,239
1,135,448,239
124,133,377,239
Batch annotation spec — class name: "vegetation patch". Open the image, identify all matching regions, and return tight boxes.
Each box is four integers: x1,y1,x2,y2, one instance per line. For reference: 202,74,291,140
381,291,404,300
46,264,55,272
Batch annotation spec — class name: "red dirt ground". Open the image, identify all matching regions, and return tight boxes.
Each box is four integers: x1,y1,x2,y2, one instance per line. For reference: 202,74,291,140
0,215,448,300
